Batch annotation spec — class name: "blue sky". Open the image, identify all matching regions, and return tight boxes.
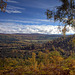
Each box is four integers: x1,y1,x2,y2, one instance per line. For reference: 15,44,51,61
0,0,75,34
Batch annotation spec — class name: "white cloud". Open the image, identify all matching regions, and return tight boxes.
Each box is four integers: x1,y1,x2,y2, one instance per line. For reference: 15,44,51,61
6,5,25,13
7,5,25,10
0,19,53,24
6,10,22,13
35,19,54,22
6,0,19,3
0,19,40,24
0,23,75,34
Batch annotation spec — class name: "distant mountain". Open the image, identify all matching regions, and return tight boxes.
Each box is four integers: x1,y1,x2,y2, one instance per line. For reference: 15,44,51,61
0,33,63,41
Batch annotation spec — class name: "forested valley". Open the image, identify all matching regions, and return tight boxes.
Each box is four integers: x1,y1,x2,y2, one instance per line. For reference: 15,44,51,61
0,34,75,75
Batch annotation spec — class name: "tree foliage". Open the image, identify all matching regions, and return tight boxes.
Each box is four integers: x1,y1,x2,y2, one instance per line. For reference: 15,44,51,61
0,51,75,75
0,0,7,12
46,0,75,35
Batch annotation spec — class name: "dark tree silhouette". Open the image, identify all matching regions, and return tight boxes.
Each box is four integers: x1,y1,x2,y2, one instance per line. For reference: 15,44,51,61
46,0,75,35
0,0,7,12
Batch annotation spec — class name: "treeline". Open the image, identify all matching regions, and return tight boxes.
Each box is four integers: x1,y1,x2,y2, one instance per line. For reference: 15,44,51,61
0,33,60,42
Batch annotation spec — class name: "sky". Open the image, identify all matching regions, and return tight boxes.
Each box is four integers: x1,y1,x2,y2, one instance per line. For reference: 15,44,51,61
0,0,75,34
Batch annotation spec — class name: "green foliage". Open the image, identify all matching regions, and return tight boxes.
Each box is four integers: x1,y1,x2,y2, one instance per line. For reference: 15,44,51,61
46,0,75,27
46,0,75,35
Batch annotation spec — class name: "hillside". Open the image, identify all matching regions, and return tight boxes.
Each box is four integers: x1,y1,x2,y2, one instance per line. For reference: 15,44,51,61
0,34,75,75
0,33,62,58
42,34,75,57
43,34,75,51
0,33,75,58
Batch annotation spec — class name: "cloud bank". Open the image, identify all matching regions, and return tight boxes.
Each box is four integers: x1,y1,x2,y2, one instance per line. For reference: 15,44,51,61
0,23,75,34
